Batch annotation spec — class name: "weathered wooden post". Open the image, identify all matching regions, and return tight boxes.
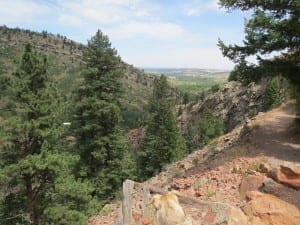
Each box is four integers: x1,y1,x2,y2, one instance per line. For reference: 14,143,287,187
122,179,135,225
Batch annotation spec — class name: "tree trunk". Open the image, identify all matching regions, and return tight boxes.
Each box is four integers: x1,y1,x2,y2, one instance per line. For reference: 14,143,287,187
25,176,38,225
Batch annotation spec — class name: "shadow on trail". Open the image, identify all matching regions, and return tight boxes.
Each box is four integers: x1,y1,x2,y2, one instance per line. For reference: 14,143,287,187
185,103,300,176
249,103,300,163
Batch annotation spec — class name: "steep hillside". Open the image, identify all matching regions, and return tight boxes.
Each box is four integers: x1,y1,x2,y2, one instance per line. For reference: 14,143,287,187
0,26,84,92
89,103,300,225
0,26,155,128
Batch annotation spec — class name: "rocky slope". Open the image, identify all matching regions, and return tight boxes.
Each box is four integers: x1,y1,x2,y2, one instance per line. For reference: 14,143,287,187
89,103,300,225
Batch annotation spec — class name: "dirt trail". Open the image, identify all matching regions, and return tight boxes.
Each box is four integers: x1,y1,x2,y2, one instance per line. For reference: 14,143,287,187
173,103,300,224
249,103,300,164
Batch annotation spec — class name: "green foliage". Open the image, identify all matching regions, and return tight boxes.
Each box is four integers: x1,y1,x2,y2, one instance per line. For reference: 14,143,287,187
218,0,300,84
198,91,206,101
0,26,155,133
71,30,135,204
184,124,197,154
0,62,6,75
170,75,225,102
42,174,97,225
198,107,224,145
100,205,113,216
177,106,183,116
210,84,220,93
0,44,94,225
138,75,187,180
120,104,147,130
291,83,300,116
227,60,262,85
263,77,281,110
0,74,11,98
183,92,190,104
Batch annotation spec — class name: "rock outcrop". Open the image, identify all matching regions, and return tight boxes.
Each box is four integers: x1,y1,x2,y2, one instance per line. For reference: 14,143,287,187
243,191,300,225
178,80,267,132
277,165,300,188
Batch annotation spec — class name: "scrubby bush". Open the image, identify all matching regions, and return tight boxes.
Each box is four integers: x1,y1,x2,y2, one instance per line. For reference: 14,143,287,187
198,107,224,145
263,77,281,110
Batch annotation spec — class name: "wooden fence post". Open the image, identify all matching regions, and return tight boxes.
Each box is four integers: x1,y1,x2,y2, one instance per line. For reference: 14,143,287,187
122,179,135,225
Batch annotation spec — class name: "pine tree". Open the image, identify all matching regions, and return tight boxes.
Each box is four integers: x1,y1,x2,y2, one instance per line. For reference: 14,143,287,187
0,44,94,225
71,30,134,204
218,0,300,83
218,0,300,114
264,77,281,110
138,75,186,179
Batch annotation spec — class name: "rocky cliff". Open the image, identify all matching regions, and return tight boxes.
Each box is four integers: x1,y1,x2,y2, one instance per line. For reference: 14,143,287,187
178,80,268,133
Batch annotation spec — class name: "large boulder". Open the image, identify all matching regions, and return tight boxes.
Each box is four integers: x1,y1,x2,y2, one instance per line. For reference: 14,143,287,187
277,165,300,189
243,191,300,225
239,174,265,199
179,196,248,225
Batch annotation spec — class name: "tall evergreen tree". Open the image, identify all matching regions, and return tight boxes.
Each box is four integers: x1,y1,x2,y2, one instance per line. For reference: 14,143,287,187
71,30,134,204
138,75,186,179
218,0,300,112
218,0,300,81
0,44,94,225
263,77,281,110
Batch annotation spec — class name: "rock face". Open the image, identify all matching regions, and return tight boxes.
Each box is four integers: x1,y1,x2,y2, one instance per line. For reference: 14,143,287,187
148,191,192,225
183,200,248,225
277,165,300,188
243,191,300,225
178,81,267,132
239,174,265,199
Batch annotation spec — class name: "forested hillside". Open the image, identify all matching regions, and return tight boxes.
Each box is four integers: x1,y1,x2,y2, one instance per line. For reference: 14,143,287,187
0,26,209,225
0,5,298,222
0,27,164,224
0,26,155,130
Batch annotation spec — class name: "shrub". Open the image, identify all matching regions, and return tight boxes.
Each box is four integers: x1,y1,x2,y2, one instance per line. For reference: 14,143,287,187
177,106,183,116
210,84,220,93
199,107,224,145
263,77,281,110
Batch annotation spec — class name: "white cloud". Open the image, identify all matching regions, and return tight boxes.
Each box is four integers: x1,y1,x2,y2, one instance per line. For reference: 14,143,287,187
55,0,203,42
184,0,222,16
105,21,185,40
208,0,220,10
54,0,229,68
0,0,50,24
56,0,152,26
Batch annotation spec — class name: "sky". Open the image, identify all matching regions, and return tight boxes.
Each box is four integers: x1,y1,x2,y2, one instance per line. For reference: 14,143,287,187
0,0,251,70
